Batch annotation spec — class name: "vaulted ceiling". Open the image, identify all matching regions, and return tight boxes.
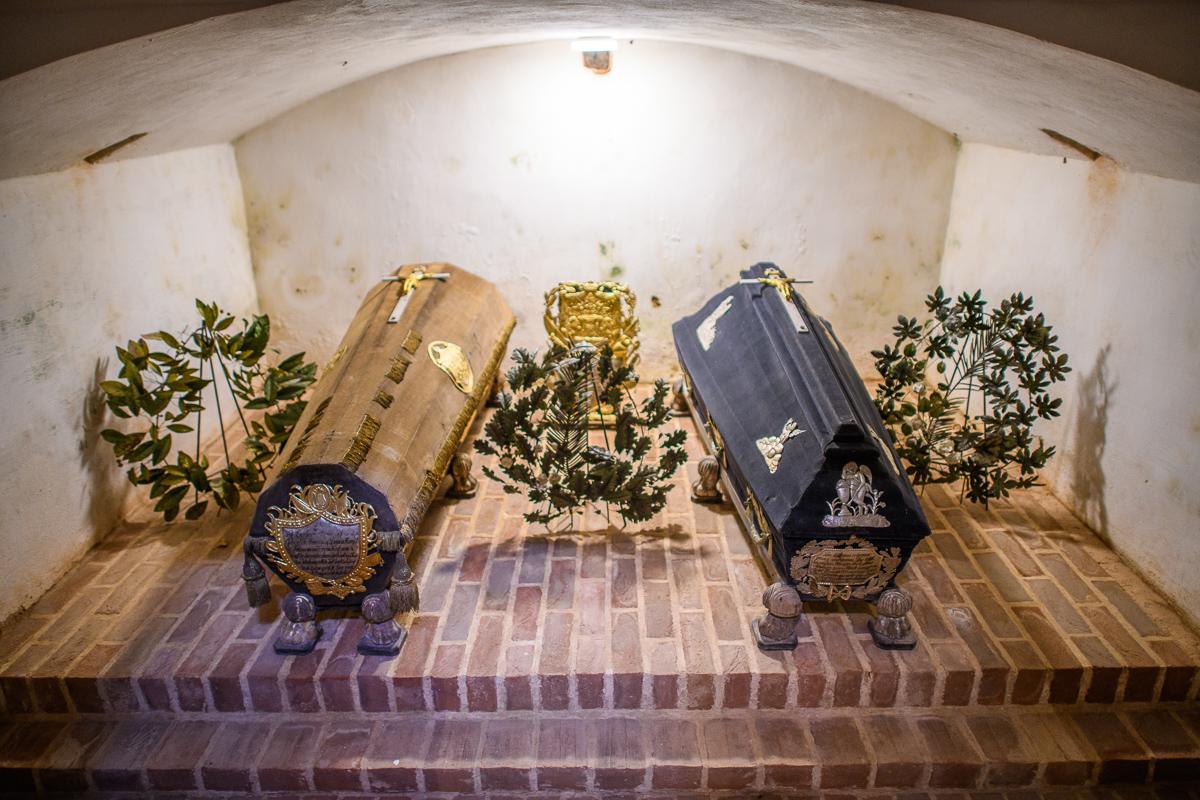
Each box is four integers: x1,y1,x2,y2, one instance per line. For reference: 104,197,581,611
1,0,1197,182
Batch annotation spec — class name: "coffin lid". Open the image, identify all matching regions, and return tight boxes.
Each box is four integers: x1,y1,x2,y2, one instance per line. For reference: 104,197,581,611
673,262,926,538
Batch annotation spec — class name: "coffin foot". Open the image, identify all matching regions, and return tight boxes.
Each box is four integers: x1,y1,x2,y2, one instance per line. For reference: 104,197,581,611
486,373,506,408
691,455,724,504
445,452,478,499
241,539,271,608
869,587,917,650
275,592,320,654
358,592,406,656
752,582,802,651
669,377,689,417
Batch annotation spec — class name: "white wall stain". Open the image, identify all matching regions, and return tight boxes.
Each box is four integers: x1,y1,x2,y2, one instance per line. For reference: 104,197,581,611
0,144,259,621
235,41,956,377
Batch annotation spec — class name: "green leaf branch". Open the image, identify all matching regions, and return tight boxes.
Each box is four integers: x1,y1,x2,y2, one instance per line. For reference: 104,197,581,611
872,287,1071,506
100,300,317,522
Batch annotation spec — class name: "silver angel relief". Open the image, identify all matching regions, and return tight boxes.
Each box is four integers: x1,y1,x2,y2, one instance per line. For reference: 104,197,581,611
822,462,889,528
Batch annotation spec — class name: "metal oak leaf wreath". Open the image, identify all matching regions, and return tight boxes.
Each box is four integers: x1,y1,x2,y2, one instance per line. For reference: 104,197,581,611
474,343,687,529
100,300,317,522
871,287,1071,506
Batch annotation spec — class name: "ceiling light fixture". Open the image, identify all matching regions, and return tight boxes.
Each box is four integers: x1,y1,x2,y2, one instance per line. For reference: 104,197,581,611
571,37,619,75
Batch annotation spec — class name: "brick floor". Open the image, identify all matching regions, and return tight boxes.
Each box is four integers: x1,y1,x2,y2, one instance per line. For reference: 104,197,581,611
2,413,1196,719
2,707,1199,795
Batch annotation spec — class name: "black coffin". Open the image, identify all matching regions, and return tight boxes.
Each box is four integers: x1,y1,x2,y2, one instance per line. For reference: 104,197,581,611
673,263,930,650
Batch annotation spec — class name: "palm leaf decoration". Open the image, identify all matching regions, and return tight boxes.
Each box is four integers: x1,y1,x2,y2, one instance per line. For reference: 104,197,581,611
541,351,590,480
476,343,687,528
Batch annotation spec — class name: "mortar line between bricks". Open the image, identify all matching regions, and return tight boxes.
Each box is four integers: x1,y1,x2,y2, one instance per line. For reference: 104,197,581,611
490,525,515,714
464,454,492,700
947,509,1101,703
525,513,554,713
665,517,687,711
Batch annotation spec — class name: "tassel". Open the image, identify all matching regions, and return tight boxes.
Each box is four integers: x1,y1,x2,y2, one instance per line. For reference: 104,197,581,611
244,572,271,607
388,552,420,613
375,529,405,552
242,541,271,607
389,577,420,614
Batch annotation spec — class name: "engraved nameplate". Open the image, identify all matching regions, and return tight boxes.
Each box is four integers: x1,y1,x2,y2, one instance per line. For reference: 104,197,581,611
809,547,883,586
282,518,362,581
265,484,383,599
790,535,902,601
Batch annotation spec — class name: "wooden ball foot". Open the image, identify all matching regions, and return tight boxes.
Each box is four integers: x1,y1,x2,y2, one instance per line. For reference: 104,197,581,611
752,583,802,651
358,592,406,656
445,452,478,499
670,377,690,417
691,455,723,504
275,592,320,654
869,587,917,650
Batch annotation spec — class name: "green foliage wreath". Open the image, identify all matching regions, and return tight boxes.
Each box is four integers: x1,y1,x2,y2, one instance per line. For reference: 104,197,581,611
872,287,1071,506
100,300,316,521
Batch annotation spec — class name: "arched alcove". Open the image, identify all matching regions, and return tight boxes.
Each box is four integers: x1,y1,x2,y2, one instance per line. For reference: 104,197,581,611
0,0,1197,634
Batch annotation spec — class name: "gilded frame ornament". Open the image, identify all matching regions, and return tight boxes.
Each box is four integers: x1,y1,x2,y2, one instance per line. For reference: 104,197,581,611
744,491,773,552
264,483,384,599
789,535,902,601
428,340,474,394
543,281,641,368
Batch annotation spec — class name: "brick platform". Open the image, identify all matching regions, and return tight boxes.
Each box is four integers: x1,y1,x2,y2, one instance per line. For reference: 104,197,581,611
1,414,1196,717
1,413,1198,795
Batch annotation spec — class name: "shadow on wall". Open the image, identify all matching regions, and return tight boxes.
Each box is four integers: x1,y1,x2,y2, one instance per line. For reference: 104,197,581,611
1070,344,1114,538
79,356,124,544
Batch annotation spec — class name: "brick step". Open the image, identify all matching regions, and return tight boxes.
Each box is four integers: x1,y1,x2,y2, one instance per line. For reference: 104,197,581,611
3,609,1196,718
2,793,1194,800
3,706,1199,795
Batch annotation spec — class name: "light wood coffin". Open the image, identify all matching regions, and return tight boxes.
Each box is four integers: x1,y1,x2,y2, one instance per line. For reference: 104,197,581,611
242,262,514,654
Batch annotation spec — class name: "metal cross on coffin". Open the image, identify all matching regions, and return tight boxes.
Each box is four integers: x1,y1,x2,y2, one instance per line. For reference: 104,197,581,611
382,266,451,323
738,268,813,334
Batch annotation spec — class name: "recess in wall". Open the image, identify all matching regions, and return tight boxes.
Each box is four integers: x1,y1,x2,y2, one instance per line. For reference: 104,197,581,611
83,132,148,164
571,37,619,74
1040,128,1102,161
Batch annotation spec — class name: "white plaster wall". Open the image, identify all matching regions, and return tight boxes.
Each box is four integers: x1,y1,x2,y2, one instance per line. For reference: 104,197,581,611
236,41,956,375
939,143,1200,625
0,145,259,621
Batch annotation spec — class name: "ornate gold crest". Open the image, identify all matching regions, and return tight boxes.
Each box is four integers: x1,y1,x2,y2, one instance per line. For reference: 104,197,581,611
428,341,474,394
264,484,384,599
544,281,640,369
789,535,901,601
